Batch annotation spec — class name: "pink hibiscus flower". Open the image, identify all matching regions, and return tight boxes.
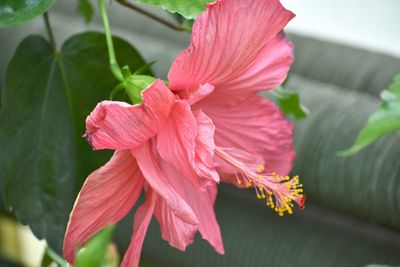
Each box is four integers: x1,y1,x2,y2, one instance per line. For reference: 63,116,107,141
63,0,304,266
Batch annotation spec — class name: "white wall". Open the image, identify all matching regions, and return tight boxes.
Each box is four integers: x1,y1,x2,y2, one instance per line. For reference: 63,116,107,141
281,0,400,57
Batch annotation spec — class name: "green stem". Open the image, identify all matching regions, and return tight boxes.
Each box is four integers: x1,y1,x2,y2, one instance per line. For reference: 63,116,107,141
46,247,70,267
98,0,123,81
43,12,57,50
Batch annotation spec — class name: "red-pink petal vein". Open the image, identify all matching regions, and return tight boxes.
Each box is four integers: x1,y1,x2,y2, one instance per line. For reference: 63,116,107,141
121,189,157,267
63,150,144,263
132,141,198,226
199,95,295,178
168,0,294,91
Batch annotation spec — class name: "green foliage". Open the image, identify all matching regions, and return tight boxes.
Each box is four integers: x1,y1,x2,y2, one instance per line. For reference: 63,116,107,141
339,75,400,156
76,226,115,267
77,0,94,23
137,0,213,19
0,0,55,28
0,32,149,253
269,87,309,119
171,13,194,30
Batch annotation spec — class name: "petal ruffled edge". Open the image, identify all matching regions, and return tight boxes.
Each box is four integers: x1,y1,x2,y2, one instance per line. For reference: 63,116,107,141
157,101,219,186
85,80,175,150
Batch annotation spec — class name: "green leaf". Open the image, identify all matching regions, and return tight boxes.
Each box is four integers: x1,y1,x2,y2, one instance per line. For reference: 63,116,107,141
137,0,213,19
77,0,93,23
339,75,400,156
75,226,115,267
171,13,194,30
0,32,150,253
0,0,55,28
269,87,309,119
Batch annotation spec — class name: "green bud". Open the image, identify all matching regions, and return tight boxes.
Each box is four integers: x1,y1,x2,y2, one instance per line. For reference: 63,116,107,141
124,75,156,104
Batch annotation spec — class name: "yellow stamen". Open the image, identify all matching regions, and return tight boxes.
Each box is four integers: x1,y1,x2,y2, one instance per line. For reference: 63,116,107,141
256,165,265,173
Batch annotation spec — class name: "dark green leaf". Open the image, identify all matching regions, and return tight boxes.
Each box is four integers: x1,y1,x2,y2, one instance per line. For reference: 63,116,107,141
0,35,75,253
0,0,55,28
0,32,150,253
339,75,400,156
75,226,115,267
269,87,309,119
137,0,213,19
77,0,93,23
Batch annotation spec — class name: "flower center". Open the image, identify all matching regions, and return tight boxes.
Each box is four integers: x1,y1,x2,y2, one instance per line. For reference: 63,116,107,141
215,148,305,216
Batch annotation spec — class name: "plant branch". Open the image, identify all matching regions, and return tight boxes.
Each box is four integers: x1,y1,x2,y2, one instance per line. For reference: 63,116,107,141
115,0,189,32
43,12,57,50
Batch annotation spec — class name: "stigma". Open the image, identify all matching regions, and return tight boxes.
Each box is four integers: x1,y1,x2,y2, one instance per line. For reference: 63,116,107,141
215,147,305,216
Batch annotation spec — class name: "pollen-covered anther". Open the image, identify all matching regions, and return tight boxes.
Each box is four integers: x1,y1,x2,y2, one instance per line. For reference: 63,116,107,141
256,165,265,173
253,173,305,216
214,148,305,215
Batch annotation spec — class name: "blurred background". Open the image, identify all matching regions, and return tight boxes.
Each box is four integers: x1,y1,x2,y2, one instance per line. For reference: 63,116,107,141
1,0,400,266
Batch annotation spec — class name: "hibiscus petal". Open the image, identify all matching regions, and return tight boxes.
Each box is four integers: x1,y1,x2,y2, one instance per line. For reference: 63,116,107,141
200,95,295,178
156,100,199,186
121,189,157,267
153,195,198,251
192,110,219,183
155,159,224,253
203,36,294,106
168,0,294,91
131,141,198,226
157,101,219,186
180,83,214,105
85,80,175,150
191,183,225,254
63,150,144,263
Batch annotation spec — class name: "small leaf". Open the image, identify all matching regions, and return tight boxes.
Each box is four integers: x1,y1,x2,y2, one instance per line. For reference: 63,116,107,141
137,0,213,19
133,61,156,75
77,0,93,23
269,87,309,119
339,75,400,156
75,226,115,267
0,0,55,28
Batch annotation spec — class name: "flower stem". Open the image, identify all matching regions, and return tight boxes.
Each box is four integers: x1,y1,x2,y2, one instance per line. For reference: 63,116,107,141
45,247,70,267
98,0,123,81
116,0,189,32
43,12,57,50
